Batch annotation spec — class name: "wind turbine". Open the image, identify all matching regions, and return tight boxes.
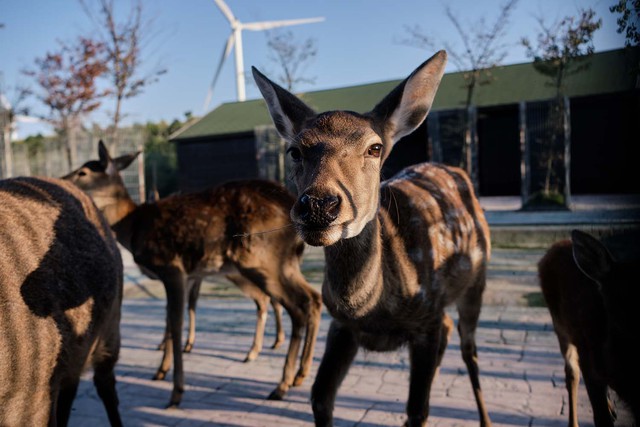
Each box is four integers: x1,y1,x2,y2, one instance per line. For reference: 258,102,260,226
204,0,324,110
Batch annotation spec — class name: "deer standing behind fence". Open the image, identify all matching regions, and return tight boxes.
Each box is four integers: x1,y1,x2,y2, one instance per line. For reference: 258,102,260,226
538,230,639,427
0,177,123,426
63,141,322,407
253,50,493,427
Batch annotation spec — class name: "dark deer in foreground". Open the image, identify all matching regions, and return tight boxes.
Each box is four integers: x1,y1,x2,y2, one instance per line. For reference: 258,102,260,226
254,50,492,426
64,142,322,407
0,177,123,426
538,230,639,427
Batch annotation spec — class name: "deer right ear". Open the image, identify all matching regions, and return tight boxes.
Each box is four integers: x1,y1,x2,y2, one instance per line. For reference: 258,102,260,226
572,230,613,283
252,66,316,141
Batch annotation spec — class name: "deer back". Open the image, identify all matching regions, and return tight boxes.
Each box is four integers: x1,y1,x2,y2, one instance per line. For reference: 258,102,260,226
122,179,301,275
0,177,122,424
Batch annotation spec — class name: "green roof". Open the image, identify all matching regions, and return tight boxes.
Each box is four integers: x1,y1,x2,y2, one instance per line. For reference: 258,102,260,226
173,48,639,141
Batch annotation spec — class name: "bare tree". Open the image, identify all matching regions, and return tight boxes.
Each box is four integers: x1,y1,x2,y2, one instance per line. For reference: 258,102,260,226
400,0,519,175
80,0,166,152
265,29,317,91
521,8,601,207
23,37,109,169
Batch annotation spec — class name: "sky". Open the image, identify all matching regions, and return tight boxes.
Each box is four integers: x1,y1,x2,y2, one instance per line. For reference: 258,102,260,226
0,0,628,138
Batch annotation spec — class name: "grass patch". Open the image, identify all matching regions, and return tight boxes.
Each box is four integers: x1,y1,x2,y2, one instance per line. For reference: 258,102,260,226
524,291,547,308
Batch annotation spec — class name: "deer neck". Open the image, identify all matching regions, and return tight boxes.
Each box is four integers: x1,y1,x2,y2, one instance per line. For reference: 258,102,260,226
322,216,385,319
94,189,138,251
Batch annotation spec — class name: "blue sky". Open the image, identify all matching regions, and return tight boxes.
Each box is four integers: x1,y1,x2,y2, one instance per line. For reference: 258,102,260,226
0,0,627,138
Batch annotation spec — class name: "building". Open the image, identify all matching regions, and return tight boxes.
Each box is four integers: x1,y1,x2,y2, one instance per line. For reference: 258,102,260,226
171,48,639,200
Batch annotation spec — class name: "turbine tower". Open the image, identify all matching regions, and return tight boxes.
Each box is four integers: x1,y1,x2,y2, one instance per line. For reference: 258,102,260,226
204,0,324,110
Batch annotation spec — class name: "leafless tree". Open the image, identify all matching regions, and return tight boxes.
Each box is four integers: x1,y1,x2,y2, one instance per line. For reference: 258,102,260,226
80,0,166,152
399,0,519,174
265,29,317,92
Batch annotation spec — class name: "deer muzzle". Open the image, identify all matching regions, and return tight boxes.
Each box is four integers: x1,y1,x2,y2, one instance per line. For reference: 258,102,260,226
295,193,341,228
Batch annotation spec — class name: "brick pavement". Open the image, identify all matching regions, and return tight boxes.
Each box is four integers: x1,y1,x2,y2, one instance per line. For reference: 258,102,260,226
67,246,620,427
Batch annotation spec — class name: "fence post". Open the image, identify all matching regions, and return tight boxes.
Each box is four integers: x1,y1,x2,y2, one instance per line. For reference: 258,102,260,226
563,96,571,209
428,112,442,163
1,114,13,178
519,101,529,207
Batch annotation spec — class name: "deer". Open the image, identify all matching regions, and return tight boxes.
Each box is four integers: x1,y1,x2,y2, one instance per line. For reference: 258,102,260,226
63,141,322,407
253,50,493,427
538,230,639,427
0,176,123,426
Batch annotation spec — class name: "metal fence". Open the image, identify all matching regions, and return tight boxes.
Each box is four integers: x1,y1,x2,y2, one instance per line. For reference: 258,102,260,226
3,127,146,203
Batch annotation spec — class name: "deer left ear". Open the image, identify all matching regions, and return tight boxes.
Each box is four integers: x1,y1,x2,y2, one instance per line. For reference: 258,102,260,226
252,66,316,142
370,50,447,144
572,229,613,283
113,152,141,171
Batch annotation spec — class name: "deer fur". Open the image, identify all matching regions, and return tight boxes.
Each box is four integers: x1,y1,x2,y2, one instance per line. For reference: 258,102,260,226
254,50,492,427
0,177,123,426
538,230,639,427
63,141,322,407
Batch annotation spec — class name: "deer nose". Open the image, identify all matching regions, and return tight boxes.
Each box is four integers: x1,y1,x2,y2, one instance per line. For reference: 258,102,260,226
297,193,341,227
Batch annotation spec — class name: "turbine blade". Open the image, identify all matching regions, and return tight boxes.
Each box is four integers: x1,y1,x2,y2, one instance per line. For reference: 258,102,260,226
213,0,236,24
242,17,325,31
204,34,236,111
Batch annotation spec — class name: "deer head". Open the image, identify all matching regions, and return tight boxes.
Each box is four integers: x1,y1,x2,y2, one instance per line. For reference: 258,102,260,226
63,140,140,222
252,51,447,246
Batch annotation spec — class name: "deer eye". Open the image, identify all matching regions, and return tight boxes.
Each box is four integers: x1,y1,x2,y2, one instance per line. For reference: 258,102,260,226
287,146,302,162
367,144,382,158
78,170,87,177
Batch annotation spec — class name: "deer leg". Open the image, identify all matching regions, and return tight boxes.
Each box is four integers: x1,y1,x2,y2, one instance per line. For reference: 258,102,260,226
456,277,492,427
293,281,322,386
581,361,615,427
184,277,202,353
557,337,580,427
154,267,186,408
404,319,445,427
157,307,170,351
226,273,270,362
270,298,285,349
311,320,359,427
56,379,80,427
93,336,123,427
154,313,173,380
434,312,454,379
268,301,305,400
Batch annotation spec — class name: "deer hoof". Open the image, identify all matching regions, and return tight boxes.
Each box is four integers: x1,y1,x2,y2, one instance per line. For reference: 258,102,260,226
293,373,306,386
183,343,193,353
271,338,285,349
267,386,287,401
243,351,259,363
153,370,167,381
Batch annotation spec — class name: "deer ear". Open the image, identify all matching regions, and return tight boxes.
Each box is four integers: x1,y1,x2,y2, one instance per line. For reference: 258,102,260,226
98,140,112,170
571,230,613,283
370,50,447,144
252,66,316,142
113,152,141,171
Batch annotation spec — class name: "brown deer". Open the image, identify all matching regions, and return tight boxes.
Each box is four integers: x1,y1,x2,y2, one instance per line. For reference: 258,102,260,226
538,230,639,427
0,176,123,426
253,50,492,427
63,141,322,407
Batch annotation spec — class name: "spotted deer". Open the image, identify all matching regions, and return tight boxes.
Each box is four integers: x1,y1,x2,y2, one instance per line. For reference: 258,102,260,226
253,50,492,426
0,177,123,426
538,230,639,427
64,141,322,407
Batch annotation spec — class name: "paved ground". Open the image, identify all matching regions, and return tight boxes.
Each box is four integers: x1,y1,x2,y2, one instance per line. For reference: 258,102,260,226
67,240,634,427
